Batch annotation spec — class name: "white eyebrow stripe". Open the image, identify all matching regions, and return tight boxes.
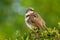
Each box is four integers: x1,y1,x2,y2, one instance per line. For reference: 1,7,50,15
26,11,34,16
26,13,31,16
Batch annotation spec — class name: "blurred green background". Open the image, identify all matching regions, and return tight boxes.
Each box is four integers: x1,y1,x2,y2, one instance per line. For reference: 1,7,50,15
0,0,60,40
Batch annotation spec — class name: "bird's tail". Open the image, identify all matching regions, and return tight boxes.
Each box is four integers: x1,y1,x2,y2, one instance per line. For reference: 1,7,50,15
44,25,48,31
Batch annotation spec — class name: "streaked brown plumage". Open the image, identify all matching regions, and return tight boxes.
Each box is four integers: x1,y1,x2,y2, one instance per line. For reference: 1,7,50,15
25,7,48,31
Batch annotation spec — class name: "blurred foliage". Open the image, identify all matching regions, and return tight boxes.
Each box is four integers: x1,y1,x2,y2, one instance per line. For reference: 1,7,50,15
0,0,60,40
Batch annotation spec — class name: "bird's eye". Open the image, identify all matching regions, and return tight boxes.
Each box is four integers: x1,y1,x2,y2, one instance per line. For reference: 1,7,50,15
26,15,30,17
30,8,34,11
30,9,34,11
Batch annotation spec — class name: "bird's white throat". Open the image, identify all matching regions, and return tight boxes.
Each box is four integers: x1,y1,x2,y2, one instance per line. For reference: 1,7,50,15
25,17,32,29
25,12,33,29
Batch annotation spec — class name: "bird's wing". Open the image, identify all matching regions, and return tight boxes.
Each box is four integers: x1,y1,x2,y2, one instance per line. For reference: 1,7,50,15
27,15,38,28
27,13,48,30
33,13,47,30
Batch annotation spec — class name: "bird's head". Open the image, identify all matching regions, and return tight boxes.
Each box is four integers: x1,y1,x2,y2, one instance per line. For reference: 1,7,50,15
25,7,34,17
26,7,34,13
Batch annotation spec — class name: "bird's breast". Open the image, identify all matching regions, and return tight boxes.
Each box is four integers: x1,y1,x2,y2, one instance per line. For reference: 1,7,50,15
25,17,32,29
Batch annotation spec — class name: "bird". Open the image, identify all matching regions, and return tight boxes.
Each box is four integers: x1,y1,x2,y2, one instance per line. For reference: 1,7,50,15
25,7,48,31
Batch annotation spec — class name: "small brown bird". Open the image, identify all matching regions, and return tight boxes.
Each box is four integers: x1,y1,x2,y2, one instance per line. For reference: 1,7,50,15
25,7,48,31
